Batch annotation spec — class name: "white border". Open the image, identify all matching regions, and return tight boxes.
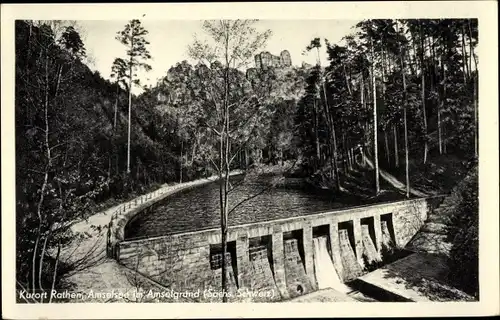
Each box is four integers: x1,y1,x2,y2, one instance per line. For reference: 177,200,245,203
2,1,499,318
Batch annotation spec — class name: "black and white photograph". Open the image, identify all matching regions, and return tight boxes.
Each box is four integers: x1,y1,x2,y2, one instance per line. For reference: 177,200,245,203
1,2,498,318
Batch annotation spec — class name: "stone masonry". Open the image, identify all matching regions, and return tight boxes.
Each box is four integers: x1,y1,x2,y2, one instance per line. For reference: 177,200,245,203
283,239,315,298
361,224,382,264
116,197,437,301
248,247,281,302
338,229,364,281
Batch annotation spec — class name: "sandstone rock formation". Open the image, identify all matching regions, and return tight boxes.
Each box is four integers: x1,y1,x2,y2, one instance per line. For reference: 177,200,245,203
254,50,292,70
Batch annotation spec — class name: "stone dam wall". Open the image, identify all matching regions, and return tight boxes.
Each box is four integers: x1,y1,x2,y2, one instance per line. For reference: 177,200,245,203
114,197,439,302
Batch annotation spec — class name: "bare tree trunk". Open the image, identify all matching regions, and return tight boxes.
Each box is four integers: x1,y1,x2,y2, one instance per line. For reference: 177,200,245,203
343,64,352,96
361,73,365,108
407,50,416,77
38,232,50,293
438,57,446,154
399,26,411,199
114,84,119,129
108,154,112,179
468,21,478,158
343,134,349,173
221,29,230,303
179,141,183,183
461,24,469,82
222,118,230,303
347,147,352,171
191,141,197,165
127,36,134,174
361,74,370,149
32,233,40,293
346,137,353,171
404,107,410,198
371,39,380,194
430,35,437,85
382,48,389,168
384,130,390,166
443,125,447,154
238,149,242,168
219,131,227,302
394,125,399,168
468,20,475,74
33,53,52,293
422,79,428,164
474,75,478,157
55,66,62,97
48,241,61,303
351,148,355,170
313,100,320,168
420,23,429,164
412,33,419,71
438,58,443,155
244,148,249,169
387,53,393,74
321,81,340,190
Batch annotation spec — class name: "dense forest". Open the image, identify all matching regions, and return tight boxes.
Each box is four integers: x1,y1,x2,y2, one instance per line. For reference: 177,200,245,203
15,19,478,298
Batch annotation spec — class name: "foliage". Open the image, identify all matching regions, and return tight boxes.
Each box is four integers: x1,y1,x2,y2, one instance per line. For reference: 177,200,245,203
114,19,152,90
15,18,479,299
294,19,478,194
16,20,172,295
115,19,152,173
446,168,479,298
187,19,275,302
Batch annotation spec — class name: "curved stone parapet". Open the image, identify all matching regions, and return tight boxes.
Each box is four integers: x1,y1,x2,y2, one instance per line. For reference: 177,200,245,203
108,171,244,259
115,196,442,302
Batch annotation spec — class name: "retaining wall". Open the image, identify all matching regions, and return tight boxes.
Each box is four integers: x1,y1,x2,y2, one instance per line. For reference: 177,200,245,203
116,197,438,302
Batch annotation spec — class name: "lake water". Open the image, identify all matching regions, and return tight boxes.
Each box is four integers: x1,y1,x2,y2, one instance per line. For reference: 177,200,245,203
124,174,403,240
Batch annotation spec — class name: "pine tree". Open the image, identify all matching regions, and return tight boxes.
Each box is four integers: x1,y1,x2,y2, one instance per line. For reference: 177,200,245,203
115,19,152,174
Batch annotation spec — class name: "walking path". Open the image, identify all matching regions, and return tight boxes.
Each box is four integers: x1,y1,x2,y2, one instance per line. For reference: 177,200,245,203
361,155,430,197
58,171,242,302
406,166,477,256
357,167,478,302
287,288,358,302
357,252,474,302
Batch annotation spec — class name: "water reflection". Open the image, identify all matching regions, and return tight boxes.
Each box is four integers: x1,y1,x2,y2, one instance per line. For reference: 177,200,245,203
124,175,399,240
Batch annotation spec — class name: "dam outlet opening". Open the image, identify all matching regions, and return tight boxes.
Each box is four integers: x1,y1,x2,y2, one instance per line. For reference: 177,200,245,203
115,182,435,302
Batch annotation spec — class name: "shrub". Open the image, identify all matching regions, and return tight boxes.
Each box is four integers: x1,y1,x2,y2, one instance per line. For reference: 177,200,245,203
446,167,479,298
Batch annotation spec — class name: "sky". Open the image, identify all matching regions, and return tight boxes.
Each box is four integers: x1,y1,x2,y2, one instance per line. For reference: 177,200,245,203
78,19,359,93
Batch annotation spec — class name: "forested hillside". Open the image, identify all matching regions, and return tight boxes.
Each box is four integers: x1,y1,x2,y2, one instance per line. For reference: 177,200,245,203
298,20,478,193
15,18,478,296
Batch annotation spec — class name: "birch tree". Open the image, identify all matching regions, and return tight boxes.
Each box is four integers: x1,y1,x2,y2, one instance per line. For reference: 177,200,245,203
188,20,271,302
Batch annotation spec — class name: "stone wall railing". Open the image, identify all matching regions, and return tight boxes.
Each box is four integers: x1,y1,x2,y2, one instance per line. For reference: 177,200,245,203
106,171,243,259
115,196,443,302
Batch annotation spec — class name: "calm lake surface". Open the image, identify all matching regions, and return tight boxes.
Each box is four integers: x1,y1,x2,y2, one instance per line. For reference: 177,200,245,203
124,175,402,240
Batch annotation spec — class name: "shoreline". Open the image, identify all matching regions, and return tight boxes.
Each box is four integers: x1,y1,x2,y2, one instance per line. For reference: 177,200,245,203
55,171,243,302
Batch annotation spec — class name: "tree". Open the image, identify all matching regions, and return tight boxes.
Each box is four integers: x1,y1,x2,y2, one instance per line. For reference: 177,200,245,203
295,67,324,174
306,38,341,190
396,21,411,198
447,167,478,298
115,19,152,174
16,20,110,299
355,20,382,194
110,58,128,129
107,58,128,178
371,36,380,194
158,61,203,182
188,20,271,302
